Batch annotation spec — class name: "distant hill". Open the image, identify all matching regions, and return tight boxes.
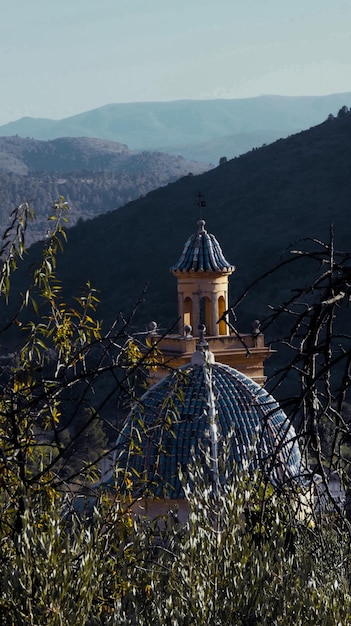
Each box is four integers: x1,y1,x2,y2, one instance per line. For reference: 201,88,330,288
0,136,131,174
1,94,351,163
0,136,208,242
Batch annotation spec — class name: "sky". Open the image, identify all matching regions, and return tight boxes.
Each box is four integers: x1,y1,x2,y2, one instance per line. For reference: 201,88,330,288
1,0,351,126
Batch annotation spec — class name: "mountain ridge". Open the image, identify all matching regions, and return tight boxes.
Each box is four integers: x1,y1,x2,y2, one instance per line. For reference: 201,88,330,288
2,93,351,163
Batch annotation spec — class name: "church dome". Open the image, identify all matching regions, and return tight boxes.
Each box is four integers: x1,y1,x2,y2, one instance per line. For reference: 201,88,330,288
114,351,303,499
171,219,235,273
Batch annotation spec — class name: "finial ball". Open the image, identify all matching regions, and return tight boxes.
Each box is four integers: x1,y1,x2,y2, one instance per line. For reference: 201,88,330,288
197,219,206,233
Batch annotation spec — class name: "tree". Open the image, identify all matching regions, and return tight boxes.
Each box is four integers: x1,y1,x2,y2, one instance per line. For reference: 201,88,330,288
0,199,153,522
337,105,349,118
0,198,166,623
225,226,351,517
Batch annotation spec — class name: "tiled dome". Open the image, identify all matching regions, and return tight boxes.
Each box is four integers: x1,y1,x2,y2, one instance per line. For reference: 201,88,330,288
114,352,303,498
171,220,235,273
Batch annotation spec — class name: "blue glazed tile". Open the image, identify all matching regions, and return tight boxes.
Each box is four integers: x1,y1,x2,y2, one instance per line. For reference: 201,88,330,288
171,221,234,274
114,360,304,498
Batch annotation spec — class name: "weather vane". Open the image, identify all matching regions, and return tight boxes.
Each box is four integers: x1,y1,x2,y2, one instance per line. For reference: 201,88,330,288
195,192,206,219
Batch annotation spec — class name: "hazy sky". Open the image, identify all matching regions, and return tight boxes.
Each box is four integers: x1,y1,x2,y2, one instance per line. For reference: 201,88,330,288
1,0,350,125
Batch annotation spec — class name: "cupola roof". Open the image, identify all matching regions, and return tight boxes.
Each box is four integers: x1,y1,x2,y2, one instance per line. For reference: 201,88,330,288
114,354,303,499
171,219,235,273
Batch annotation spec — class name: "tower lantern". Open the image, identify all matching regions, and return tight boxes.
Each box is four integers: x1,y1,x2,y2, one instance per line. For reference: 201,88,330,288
170,219,235,337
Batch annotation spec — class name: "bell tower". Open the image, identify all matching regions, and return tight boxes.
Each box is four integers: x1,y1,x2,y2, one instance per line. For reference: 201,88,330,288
147,209,271,385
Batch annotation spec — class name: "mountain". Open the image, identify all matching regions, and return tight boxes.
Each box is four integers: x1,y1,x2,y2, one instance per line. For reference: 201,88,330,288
7,108,346,343
1,94,350,163
2,106,351,423
0,136,208,243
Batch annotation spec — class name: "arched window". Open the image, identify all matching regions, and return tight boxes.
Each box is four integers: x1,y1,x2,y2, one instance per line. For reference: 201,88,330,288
218,295,226,335
183,297,193,329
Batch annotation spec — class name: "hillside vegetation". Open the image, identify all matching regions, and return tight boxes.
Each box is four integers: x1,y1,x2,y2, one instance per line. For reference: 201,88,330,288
0,136,208,242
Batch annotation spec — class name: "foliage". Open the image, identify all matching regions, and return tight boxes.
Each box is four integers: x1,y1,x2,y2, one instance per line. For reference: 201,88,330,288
1,466,351,625
138,470,351,626
0,199,153,522
1,492,100,625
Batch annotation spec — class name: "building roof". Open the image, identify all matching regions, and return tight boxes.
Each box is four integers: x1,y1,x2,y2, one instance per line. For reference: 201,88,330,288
114,350,304,499
170,219,235,273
